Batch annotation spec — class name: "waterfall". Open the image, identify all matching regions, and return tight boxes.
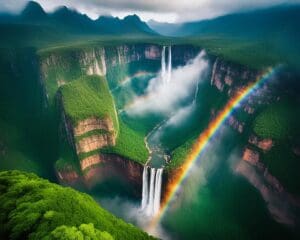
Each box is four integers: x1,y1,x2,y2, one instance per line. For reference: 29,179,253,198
141,166,163,216
147,168,156,215
211,58,218,85
161,46,166,83
153,168,163,213
141,166,149,210
160,46,172,84
167,46,172,83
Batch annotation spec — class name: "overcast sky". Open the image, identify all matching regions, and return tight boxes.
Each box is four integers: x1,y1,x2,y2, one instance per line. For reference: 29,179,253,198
0,0,299,23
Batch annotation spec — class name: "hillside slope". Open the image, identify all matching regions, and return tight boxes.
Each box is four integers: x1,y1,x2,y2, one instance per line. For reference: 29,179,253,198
0,170,155,240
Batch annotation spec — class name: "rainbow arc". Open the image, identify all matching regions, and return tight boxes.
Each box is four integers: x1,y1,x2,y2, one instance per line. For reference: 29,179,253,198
148,67,278,230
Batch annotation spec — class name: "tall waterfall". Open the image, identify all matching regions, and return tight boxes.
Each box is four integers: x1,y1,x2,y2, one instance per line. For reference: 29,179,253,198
161,46,172,84
167,45,172,83
141,166,163,216
141,165,149,210
161,46,166,83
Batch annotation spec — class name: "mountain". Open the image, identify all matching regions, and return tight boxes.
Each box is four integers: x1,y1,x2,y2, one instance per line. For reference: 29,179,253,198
147,19,181,36
0,1,157,36
148,4,300,68
95,14,156,35
20,0,47,21
166,4,300,38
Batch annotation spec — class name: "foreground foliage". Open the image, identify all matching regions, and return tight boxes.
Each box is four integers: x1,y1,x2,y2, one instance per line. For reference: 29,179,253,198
0,170,155,240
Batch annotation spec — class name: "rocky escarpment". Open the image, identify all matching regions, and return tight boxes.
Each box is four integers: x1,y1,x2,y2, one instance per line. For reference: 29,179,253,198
57,152,144,196
210,58,259,93
56,76,144,195
73,117,116,154
82,154,143,193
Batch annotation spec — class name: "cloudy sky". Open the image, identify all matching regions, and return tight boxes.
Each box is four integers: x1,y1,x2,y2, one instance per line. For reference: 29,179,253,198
1,0,299,23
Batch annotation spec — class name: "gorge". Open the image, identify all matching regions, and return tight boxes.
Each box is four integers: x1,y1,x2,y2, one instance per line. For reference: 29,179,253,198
1,2,300,239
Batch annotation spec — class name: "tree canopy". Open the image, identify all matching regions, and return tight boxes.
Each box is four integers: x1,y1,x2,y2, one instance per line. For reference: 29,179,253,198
0,170,155,240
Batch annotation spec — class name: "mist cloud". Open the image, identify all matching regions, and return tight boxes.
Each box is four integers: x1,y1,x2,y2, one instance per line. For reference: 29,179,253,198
99,197,171,239
126,50,209,116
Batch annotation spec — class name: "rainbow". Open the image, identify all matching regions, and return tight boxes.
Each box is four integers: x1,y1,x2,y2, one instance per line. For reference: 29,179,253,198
148,67,278,230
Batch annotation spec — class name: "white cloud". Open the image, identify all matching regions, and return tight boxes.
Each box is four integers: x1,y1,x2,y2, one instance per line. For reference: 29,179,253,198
1,0,299,23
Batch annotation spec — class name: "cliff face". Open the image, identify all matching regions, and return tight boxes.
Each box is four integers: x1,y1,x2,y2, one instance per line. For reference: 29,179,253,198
73,117,116,154
82,154,143,194
57,153,144,196
40,44,200,100
210,58,259,94
74,117,114,136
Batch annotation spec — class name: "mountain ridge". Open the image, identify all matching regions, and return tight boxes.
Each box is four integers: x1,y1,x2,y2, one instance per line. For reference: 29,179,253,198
0,1,157,36
149,4,300,37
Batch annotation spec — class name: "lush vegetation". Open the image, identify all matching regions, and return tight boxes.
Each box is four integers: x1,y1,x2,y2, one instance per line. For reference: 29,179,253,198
102,120,149,164
162,5,300,69
183,37,287,70
0,48,59,180
60,75,119,131
0,170,155,240
261,143,300,195
60,74,149,164
253,100,300,194
253,101,296,140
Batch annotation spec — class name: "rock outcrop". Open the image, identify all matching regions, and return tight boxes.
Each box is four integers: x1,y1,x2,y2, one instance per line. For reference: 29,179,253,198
76,134,116,154
242,148,260,165
210,58,259,95
228,116,244,133
57,169,79,184
74,117,114,136
249,135,273,151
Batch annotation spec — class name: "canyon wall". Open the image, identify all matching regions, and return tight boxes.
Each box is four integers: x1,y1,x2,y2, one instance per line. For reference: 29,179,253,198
40,44,199,101
40,43,200,194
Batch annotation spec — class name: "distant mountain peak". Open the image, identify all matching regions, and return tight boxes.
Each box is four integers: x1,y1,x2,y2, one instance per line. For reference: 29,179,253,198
124,14,141,22
53,5,79,16
21,1,47,19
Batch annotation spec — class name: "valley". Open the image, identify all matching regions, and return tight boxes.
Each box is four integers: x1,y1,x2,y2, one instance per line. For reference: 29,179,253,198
0,1,300,240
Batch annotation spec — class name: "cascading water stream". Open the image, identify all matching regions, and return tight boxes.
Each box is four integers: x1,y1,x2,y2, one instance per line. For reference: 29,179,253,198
167,46,172,83
141,166,149,210
141,166,164,216
140,45,172,216
153,168,163,214
161,46,166,83
160,45,172,85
